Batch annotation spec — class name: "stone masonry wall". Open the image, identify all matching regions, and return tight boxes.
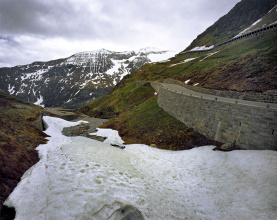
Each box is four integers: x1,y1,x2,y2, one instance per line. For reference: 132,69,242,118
156,86,277,150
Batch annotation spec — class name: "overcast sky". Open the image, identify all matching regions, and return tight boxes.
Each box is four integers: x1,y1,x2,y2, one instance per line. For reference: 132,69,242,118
0,0,241,67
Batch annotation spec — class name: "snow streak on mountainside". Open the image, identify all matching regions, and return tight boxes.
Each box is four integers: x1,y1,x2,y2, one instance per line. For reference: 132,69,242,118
0,48,175,108
234,4,277,37
185,0,277,51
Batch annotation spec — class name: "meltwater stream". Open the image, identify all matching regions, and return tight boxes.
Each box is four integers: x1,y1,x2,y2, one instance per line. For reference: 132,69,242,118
4,116,277,220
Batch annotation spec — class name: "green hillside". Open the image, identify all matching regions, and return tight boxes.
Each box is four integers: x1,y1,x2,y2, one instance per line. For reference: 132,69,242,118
133,30,277,91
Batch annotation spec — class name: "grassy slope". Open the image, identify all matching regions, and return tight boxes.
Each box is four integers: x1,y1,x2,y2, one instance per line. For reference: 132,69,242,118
79,82,155,119
78,83,220,150
100,97,220,150
133,30,277,91
79,30,276,150
0,91,48,215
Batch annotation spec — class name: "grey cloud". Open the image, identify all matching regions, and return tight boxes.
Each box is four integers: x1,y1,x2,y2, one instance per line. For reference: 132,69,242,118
0,36,19,46
0,0,241,40
0,0,109,39
0,0,242,67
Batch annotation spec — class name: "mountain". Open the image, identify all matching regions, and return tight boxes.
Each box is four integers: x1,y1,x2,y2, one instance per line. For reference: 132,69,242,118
78,0,277,150
184,0,277,51
119,3,277,92
0,48,175,108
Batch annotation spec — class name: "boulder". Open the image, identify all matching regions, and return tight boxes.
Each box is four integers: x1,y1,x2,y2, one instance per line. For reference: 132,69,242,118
214,142,236,151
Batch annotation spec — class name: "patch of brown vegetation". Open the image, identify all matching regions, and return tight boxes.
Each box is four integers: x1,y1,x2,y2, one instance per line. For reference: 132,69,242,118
0,94,48,218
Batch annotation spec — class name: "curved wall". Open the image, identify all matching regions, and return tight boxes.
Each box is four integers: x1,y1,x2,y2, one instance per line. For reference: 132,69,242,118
155,85,277,150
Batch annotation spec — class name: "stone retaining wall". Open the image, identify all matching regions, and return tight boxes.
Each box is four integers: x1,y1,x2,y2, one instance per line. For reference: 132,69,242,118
163,79,277,104
155,85,277,150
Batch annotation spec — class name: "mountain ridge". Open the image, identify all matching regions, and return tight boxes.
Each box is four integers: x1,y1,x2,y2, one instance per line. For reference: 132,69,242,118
0,48,175,108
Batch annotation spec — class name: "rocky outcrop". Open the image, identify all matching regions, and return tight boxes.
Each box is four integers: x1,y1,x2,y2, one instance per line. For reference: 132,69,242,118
62,117,108,142
31,113,45,131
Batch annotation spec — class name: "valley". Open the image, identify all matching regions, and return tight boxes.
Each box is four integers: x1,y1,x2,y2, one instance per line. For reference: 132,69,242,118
1,0,277,219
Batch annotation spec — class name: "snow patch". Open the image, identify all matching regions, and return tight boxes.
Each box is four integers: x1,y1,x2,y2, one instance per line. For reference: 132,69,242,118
34,95,44,108
234,18,263,37
4,117,277,220
8,84,15,94
170,58,197,67
190,45,214,51
148,51,176,63
106,59,124,76
200,51,219,62
184,79,190,84
90,128,125,146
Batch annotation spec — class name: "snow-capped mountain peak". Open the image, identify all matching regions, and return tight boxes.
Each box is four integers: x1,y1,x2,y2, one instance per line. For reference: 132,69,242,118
0,48,176,108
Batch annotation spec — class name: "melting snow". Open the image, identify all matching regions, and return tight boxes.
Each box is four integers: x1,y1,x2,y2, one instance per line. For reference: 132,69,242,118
91,128,125,146
148,51,176,62
106,59,124,76
34,95,44,108
170,58,197,67
190,45,214,51
4,116,277,220
200,51,219,62
8,84,15,94
184,79,190,84
234,18,263,37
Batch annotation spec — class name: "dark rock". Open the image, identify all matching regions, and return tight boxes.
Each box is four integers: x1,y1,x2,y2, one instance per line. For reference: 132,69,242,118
111,144,126,150
112,205,144,220
87,135,106,142
0,205,16,220
213,142,239,151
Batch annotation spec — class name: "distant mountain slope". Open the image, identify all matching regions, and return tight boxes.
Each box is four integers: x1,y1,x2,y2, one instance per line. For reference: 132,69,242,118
185,0,277,51
0,48,175,108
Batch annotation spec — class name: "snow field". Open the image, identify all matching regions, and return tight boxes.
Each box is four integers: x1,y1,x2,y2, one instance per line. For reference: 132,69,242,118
190,45,214,51
170,58,197,67
147,51,176,63
4,117,277,220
